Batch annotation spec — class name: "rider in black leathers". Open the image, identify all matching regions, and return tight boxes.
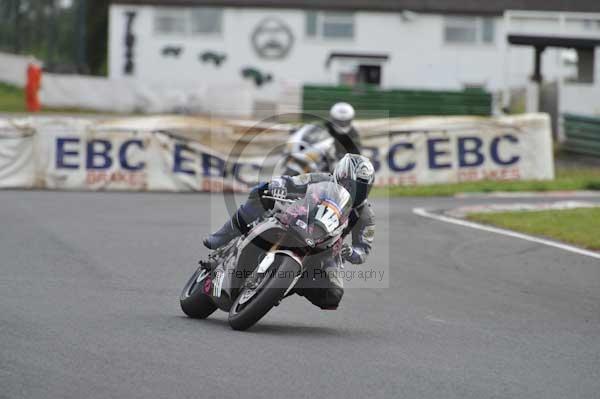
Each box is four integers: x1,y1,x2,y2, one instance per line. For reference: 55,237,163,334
203,154,376,310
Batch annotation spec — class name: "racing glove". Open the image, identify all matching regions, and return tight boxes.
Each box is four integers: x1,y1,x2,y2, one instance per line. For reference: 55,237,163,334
341,243,366,264
268,177,288,200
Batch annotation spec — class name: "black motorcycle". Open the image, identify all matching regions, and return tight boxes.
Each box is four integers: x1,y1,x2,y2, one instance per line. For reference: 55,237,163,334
180,181,351,330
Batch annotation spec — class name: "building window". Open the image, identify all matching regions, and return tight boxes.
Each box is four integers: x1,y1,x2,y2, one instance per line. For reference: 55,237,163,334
322,13,354,38
190,8,222,34
154,7,222,36
154,9,187,35
306,11,318,36
481,18,495,43
305,11,354,39
444,16,495,45
582,19,600,31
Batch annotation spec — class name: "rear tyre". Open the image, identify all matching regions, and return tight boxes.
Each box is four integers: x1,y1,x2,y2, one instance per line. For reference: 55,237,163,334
228,255,300,331
180,267,218,319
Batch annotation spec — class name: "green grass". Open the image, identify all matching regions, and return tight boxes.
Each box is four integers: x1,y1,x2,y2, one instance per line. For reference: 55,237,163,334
373,168,600,197
0,82,26,112
0,82,113,114
467,208,600,250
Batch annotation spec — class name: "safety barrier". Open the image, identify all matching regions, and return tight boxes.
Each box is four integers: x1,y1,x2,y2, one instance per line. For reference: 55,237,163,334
0,113,554,191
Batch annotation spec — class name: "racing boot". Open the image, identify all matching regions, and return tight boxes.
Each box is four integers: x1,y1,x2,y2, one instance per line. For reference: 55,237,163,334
203,213,242,250
203,192,266,250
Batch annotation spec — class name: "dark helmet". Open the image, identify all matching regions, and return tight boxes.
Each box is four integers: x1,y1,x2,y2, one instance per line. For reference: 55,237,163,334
333,154,375,207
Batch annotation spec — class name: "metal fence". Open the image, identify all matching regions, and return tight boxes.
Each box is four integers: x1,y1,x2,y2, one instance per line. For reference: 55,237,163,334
303,85,492,119
563,113,600,156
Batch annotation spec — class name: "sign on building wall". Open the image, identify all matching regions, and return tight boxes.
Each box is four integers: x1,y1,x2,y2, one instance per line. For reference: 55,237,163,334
251,17,295,60
0,114,554,191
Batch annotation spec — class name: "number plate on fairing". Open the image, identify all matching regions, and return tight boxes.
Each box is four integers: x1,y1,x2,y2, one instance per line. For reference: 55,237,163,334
315,199,342,233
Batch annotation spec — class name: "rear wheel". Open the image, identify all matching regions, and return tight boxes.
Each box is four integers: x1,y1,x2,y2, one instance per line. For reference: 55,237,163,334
180,267,218,319
228,255,300,331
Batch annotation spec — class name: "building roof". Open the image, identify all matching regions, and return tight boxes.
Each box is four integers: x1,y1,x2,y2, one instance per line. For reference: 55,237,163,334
508,34,600,49
111,0,600,15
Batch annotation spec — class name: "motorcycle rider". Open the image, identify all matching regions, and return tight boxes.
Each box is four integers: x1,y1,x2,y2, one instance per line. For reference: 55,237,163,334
203,154,376,310
325,102,362,159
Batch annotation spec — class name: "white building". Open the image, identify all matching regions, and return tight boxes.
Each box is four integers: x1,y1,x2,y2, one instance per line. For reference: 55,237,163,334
108,0,600,116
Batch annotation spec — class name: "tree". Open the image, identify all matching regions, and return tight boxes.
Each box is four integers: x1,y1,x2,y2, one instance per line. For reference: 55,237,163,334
0,0,108,76
85,0,109,75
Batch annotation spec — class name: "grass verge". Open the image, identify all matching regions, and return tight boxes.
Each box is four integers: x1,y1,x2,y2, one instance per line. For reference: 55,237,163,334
0,82,113,114
373,168,600,197
467,208,600,250
0,82,25,112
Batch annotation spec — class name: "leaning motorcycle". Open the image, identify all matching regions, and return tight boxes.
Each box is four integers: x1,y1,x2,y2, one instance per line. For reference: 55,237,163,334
180,181,351,331
279,124,335,176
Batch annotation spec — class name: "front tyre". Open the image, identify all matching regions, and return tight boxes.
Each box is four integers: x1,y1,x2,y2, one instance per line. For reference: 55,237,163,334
180,267,218,319
228,255,300,331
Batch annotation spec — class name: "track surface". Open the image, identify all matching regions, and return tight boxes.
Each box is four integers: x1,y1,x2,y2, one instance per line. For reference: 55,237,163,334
1,191,599,399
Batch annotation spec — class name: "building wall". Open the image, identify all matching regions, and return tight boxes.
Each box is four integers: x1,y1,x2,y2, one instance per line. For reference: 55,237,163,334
108,4,575,95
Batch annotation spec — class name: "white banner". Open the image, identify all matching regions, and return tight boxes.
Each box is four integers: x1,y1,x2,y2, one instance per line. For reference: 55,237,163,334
0,52,35,88
0,113,554,191
0,120,36,188
39,75,257,116
357,113,555,186
0,51,258,115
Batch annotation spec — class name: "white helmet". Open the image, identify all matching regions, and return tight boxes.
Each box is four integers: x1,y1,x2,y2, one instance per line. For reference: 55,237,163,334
329,102,355,134
333,154,374,206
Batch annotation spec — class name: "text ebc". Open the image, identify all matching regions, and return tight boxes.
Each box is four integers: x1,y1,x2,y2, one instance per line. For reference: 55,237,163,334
56,134,520,176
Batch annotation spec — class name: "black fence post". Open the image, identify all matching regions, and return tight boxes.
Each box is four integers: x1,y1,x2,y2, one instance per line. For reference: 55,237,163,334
13,0,21,53
76,0,88,72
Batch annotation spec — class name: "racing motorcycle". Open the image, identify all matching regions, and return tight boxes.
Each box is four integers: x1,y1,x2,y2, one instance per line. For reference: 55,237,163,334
278,124,334,176
180,181,351,331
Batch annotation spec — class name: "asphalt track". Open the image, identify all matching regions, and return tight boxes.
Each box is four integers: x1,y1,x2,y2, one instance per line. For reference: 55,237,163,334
1,190,599,399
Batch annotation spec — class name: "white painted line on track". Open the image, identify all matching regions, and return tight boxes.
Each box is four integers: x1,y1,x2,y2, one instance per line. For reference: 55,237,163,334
454,191,600,199
413,207,600,260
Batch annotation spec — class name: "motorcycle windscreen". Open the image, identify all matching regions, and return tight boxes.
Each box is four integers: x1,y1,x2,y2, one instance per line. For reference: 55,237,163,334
284,181,352,246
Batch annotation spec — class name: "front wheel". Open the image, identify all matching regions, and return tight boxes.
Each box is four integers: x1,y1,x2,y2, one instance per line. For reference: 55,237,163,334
228,255,300,331
180,267,218,319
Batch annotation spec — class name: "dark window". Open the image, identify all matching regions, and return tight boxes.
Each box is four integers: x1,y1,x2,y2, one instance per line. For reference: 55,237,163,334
358,65,381,86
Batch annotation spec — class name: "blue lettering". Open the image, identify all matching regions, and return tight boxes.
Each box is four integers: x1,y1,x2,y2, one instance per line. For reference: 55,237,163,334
201,153,226,177
387,142,415,172
86,140,112,170
427,138,451,169
233,162,261,186
491,135,520,165
56,137,80,169
458,136,484,167
361,146,381,172
119,139,145,171
173,144,195,175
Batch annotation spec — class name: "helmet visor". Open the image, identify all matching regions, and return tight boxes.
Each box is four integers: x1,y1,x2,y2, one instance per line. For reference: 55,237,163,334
333,119,352,133
338,177,372,207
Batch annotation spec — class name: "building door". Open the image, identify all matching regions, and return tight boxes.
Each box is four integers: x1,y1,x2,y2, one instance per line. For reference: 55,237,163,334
357,65,381,86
